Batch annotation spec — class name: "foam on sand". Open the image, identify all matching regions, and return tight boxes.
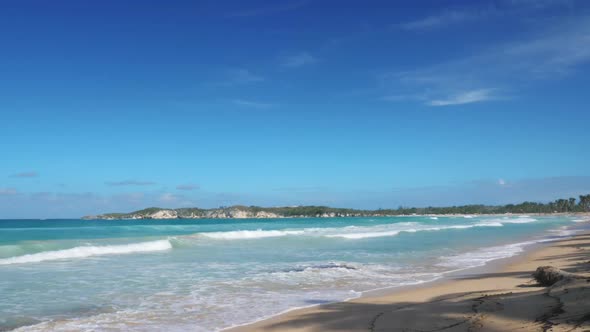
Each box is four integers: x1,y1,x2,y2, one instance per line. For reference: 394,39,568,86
0,240,172,265
437,241,533,269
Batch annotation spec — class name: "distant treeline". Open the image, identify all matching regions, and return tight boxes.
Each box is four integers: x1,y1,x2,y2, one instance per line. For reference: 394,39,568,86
384,193,590,215
91,194,590,219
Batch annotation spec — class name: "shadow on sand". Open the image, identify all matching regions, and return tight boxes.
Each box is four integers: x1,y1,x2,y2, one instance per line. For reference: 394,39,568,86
251,241,590,332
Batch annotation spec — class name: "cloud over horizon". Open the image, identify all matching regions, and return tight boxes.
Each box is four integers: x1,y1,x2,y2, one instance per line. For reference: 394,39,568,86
0,188,18,196
105,180,156,186
1,176,589,219
176,184,200,191
10,171,38,178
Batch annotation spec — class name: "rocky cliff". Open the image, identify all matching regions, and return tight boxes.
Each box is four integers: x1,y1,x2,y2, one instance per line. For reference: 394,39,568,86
83,205,367,220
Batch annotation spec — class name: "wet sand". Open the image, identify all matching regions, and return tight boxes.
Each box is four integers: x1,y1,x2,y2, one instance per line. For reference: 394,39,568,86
228,231,590,332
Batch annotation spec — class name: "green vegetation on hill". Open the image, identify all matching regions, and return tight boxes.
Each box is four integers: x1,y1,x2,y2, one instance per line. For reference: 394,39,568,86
85,194,590,219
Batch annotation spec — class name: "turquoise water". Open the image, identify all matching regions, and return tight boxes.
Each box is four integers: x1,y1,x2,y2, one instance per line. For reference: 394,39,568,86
1,215,588,331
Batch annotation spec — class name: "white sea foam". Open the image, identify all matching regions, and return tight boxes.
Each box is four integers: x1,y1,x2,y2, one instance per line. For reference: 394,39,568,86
326,230,402,239
500,217,537,224
438,241,533,269
430,217,438,220
439,225,579,270
325,222,501,239
549,227,579,237
199,219,518,242
0,240,172,265
572,218,590,223
4,216,576,332
475,221,504,227
201,229,305,240
473,217,537,226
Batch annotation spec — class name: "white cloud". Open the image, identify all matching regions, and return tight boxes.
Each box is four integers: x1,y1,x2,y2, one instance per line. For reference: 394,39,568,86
232,99,274,108
504,0,575,10
214,69,265,86
0,188,18,196
105,180,156,186
176,184,199,191
10,171,38,178
428,89,496,106
398,1,575,31
400,9,489,31
227,0,309,18
502,21,590,76
281,52,318,67
382,15,590,106
159,193,179,203
498,179,507,186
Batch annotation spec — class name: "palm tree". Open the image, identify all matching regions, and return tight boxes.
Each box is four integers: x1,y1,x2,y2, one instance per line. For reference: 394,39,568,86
568,198,577,212
580,195,590,212
555,199,567,212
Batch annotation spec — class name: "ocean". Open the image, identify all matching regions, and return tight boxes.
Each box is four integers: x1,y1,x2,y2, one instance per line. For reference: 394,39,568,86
1,215,588,331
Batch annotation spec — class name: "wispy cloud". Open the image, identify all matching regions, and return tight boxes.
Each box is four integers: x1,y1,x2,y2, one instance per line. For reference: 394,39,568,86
400,9,490,31
176,184,200,191
105,180,156,186
428,89,496,106
382,15,590,106
398,1,575,31
272,186,327,193
0,188,18,196
232,99,275,109
227,0,309,18
502,22,590,76
1,176,589,218
379,93,426,103
504,0,575,10
210,69,264,87
157,192,195,206
117,192,145,203
280,52,318,68
10,171,38,178
159,193,178,203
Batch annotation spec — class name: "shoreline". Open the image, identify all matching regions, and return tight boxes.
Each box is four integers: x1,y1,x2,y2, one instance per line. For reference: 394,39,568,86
226,224,590,332
81,212,590,221
0,212,583,221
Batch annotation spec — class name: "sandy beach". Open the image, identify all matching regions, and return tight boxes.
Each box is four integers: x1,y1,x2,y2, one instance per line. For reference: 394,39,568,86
229,230,590,332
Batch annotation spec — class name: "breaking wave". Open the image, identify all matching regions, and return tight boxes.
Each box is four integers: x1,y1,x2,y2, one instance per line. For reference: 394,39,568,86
200,229,305,240
438,241,532,269
199,217,539,241
325,222,503,239
0,240,172,265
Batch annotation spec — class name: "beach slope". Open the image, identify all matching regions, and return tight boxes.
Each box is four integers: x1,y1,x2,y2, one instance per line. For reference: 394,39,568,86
228,232,590,332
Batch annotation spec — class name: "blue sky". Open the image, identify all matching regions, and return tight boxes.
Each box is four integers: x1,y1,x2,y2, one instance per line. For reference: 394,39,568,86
1,0,590,218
